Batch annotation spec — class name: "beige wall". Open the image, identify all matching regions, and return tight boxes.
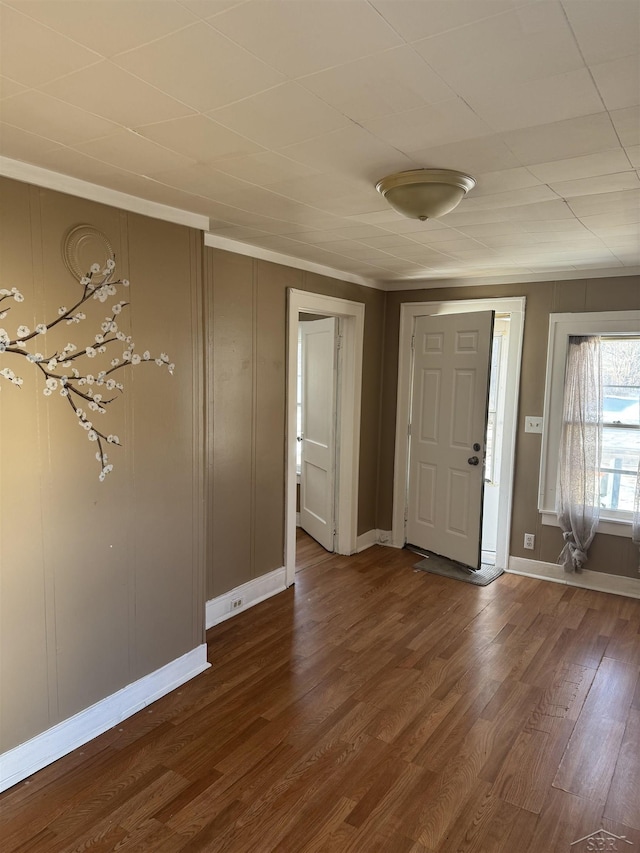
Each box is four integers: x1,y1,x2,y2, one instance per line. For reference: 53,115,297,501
0,177,204,753
378,275,640,579
205,248,386,599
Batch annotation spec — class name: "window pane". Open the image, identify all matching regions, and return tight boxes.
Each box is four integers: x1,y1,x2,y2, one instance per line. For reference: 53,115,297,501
601,338,640,426
600,425,640,512
600,337,640,511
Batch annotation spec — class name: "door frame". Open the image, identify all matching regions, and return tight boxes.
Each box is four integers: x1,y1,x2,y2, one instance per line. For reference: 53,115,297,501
392,296,526,569
286,289,365,586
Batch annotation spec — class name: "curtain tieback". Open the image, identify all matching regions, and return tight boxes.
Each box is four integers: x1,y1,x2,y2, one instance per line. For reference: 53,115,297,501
560,532,588,569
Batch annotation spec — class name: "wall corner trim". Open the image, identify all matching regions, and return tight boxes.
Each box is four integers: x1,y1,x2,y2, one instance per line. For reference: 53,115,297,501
0,644,210,794
507,556,640,600
356,529,396,552
206,567,287,629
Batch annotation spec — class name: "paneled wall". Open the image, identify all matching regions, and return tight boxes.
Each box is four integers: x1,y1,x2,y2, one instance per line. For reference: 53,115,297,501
0,177,204,753
204,248,386,600
379,275,640,579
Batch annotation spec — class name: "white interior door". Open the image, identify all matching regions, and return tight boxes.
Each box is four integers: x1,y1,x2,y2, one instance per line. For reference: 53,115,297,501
407,311,494,569
300,317,337,551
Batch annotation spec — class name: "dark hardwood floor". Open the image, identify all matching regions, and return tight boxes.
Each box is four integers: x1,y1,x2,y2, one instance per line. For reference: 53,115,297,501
296,527,334,572
2,537,640,852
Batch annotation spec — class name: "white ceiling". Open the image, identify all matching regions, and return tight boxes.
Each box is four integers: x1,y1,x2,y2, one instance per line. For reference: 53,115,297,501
0,0,638,287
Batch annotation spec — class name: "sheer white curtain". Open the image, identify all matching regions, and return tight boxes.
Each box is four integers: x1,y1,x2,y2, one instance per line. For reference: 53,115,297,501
556,336,602,572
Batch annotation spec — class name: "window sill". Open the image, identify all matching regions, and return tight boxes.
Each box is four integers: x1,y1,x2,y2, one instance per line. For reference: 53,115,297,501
541,511,634,539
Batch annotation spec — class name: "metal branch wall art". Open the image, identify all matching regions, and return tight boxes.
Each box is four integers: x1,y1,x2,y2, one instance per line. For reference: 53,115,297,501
0,260,174,481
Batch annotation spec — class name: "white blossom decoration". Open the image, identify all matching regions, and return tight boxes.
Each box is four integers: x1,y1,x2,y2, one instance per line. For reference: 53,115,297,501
0,262,175,481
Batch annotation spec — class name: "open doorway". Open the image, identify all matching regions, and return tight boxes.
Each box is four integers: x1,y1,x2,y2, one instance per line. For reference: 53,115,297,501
392,297,525,570
297,314,337,557
285,290,365,587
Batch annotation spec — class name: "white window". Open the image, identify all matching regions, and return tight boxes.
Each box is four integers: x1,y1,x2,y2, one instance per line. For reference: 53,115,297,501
540,311,640,537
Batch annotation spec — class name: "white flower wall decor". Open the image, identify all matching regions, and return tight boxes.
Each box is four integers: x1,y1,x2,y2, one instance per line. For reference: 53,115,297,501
0,260,174,481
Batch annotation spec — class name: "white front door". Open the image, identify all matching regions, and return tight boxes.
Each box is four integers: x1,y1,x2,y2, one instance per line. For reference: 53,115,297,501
406,311,494,569
299,317,338,551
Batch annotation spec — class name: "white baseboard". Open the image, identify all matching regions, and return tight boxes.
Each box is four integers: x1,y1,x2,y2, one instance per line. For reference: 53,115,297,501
356,529,395,552
296,512,301,527
206,566,287,629
507,556,640,600
0,644,210,794
356,529,378,552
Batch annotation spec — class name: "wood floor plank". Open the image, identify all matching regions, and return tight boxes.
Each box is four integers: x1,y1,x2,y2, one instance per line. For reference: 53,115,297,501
47,766,189,853
104,818,184,853
525,788,604,853
605,617,640,667
477,680,542,784
603,707,640,830
633,668,640,710
3,533,640,853
552,715,626,804
526,661,597,733
336,760,427,850
578,655,639,723
491,721,574,814
552,655,638,803
401,719,500,849
601,819,640,849
438,780,538,853
279,795,357,853
411,678,503,772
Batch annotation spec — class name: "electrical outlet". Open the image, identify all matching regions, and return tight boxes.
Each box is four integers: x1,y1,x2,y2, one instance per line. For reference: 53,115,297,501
524,533,535,550
525,416,543,433
230,597,244,611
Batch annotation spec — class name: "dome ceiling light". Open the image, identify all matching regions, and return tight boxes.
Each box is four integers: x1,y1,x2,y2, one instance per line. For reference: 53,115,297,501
375,168,476,221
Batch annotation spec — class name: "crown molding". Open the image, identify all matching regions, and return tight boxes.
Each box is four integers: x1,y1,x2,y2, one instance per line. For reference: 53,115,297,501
204,232,383,290
382,266,640,291
0,157,210,232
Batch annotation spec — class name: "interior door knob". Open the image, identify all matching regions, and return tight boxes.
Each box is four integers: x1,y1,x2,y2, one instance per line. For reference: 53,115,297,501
468,456,479,466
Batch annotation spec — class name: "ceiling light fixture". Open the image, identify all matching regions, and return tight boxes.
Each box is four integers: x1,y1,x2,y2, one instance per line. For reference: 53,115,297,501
376,168,476,221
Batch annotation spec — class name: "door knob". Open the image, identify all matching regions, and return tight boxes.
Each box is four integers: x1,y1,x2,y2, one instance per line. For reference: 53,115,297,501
468,456,479,466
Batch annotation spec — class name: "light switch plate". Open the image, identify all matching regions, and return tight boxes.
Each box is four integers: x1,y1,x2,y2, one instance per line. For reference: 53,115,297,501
525,416,543,433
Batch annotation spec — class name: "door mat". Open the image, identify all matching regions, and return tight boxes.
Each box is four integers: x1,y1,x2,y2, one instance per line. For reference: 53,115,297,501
412,552,504,587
